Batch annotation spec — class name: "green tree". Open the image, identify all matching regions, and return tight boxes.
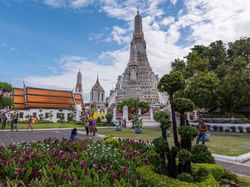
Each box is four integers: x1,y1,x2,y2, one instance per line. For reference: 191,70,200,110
0,82,13,109
228,37,250,64
117,98,149,114
105,113,113,123
218,62,250,112
153,111,177,178
174,98,194,126
185,72,220,111
158,71,185,147
186,51,209,76
207,40,227,71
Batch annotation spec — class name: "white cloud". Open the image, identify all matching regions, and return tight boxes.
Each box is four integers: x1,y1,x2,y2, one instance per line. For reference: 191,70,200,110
25,0,250,102
25,50,129,101
43,0,94,8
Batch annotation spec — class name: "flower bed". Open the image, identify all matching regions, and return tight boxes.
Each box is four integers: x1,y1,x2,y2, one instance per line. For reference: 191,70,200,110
0,137,150,186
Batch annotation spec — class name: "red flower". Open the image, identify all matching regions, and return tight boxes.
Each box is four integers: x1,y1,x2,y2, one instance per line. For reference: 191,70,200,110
80,160,88,169
111,172,119,180
15,168,24,175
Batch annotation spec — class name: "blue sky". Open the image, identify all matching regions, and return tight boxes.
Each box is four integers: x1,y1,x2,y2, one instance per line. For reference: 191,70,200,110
0,0,250,101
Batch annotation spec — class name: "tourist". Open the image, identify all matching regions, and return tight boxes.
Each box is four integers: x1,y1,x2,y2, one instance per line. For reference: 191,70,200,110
1,113,7,129
85,118,89,136
13,116,18,131
70,128,77,140
196,119,208,145
123,118,126,128
90,118,97,136
27,116,33,131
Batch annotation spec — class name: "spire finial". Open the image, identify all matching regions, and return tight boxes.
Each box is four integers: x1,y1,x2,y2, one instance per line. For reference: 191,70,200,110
137,7,139,15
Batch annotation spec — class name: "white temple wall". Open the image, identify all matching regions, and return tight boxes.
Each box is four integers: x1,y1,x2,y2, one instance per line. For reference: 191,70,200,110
14,108,78,123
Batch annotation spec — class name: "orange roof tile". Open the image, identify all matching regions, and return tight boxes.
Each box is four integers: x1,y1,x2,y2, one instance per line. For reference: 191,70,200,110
12,87,83,109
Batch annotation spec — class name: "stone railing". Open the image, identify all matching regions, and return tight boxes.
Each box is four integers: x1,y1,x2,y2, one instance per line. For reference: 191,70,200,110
190,122,250,133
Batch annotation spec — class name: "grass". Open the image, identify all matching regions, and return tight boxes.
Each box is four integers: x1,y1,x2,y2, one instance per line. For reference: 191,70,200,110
205,132,250,156
98,127,162,141
97,127,250,156
0,122,113,129
238,175,250,187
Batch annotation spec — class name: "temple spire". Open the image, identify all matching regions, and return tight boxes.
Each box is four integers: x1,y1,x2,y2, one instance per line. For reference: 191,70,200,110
75,70,83,93
134,8,142,33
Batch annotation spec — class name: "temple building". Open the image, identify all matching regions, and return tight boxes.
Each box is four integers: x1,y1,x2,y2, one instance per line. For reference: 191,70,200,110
90,76,106,110
108,10,167,108
12,71,84,122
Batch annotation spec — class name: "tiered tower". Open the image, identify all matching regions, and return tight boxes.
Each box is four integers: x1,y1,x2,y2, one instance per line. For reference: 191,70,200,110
90,75,105,109
115,10,159,106
75,70,83,94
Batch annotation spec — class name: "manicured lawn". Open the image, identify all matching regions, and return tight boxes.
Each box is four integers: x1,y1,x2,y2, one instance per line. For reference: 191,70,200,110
1,122,84,129
238,175,250,187
205,132,250,156
97,128,250,156
1,122,113,129
97,127,162,141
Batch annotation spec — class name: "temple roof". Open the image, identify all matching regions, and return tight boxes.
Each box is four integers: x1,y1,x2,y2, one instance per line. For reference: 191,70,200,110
12,87,83,110
91,76,104,92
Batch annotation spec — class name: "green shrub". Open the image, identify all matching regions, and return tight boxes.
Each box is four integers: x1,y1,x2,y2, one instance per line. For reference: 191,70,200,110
193,168,210,182
177,173,194,183
191,145,215,164
105,113,113,123
179,126,198,140
96,117,101,123
178,149,192,163
192,163,225,180
221,169,238,184
136,165,219,187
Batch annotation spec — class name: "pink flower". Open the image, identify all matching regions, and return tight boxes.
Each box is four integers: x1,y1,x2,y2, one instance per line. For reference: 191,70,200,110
93,163,99,170
63,175,69,181
15,168,24,175
80,160,88,169
59,150,64,156
72,177,79,185
111,172,119,180
48,162,56,169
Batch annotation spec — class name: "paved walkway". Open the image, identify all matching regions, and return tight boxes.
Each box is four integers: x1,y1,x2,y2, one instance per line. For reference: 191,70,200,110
216,160,250,177
0,129,98,146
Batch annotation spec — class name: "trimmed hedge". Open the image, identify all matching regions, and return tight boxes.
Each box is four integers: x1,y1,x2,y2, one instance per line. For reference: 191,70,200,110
192,163,225,180
136,165,219,187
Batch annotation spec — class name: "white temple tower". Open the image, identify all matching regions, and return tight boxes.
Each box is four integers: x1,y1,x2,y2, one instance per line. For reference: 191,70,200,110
90,76,105,109
113,10,160,106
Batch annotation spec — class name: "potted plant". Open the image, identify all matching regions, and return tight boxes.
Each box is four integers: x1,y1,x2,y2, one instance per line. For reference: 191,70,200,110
133,115,143,134
115,120,122,131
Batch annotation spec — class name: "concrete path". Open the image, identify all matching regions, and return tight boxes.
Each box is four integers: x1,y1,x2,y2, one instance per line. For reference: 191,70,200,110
216,159,250,177
0,129,100,146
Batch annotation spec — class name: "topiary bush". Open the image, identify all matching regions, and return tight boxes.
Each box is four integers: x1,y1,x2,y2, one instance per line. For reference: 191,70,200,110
192,167,210,182
191,145,215,164
136,165,219,187
105,113,113,123
177,173,194,183
192,163,225,181
220,169,238,186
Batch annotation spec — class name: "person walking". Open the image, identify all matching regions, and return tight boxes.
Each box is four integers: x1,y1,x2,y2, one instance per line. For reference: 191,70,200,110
1,113,7,129
13,116,18,131
85,118,89,136
69,128,77,140
196,119,208,144
27,116,33,131
91,119,97,136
